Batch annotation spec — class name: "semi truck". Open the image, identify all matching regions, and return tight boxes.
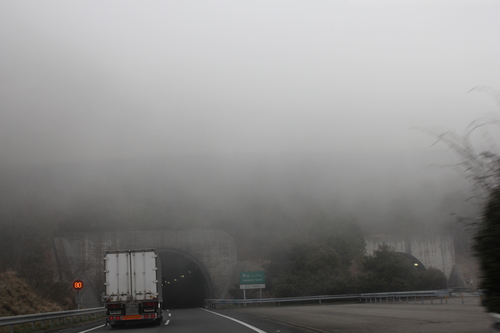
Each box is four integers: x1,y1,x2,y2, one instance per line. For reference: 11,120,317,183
103,249,163,327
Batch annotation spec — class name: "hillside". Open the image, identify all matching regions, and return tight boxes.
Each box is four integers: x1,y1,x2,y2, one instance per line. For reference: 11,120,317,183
0,271,71,317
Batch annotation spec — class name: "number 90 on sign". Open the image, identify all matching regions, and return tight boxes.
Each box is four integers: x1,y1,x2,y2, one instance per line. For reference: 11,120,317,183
72,280,84,290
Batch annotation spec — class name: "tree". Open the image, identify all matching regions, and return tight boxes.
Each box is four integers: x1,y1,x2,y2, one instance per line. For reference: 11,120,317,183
361,244,447,292
474,187,500,313
265,240,345,297
361,244,418,292
265,222,366,297
415,267,447,291
416,86,499,196
419,86,500,312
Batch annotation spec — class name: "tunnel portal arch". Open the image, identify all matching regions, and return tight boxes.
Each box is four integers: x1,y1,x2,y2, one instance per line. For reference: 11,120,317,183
53,229,238,308
396,252,427,271
364,234,455,278
157,248,213,308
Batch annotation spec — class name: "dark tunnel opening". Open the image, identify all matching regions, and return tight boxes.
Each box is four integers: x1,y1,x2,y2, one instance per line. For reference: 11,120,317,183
157,249,211,309
397,252,427,271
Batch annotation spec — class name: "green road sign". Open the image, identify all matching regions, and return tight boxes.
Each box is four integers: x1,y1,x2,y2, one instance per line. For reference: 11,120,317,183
240,271,265,285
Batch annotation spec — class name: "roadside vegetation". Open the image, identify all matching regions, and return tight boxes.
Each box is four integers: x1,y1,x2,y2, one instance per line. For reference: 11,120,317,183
474,187,500,313
420,86,500,313
264,237,447,297
0,271,67,317
0,270,103,333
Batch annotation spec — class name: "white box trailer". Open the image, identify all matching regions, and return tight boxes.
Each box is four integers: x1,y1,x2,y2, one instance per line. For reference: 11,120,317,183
103,249,163,327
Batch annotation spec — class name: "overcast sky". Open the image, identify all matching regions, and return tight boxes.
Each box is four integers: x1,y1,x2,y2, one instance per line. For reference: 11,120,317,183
1,0,499,167
1,0,499,237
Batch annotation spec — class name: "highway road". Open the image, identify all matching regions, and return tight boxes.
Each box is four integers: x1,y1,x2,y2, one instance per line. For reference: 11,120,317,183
65,308,307,333
64,298,492,333
228,297,492,333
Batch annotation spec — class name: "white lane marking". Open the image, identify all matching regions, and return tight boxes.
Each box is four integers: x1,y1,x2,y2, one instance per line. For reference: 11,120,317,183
78,324,106,333
201,308,267,333
164,311,171,326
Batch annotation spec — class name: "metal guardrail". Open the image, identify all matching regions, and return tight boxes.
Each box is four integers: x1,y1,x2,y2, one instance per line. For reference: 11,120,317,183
0,307,106,333
205,290,453,308
206,294,361,308
361,290,452,304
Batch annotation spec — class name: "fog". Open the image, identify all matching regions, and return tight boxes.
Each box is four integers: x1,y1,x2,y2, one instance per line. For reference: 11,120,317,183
1,1,499,242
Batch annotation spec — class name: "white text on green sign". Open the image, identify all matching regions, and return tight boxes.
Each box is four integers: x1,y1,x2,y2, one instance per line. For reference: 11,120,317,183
240,271,265,284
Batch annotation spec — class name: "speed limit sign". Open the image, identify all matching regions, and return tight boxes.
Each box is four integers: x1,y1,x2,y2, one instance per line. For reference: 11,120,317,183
72,279,84,290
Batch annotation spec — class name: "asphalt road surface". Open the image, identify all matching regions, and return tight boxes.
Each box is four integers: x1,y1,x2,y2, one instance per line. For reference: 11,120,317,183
66,308,307,333
227,297,492,333
64,298,492,333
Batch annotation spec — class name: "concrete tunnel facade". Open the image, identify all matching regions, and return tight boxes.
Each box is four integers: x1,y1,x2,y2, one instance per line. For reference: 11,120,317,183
53,230,456,308
53,230,238,308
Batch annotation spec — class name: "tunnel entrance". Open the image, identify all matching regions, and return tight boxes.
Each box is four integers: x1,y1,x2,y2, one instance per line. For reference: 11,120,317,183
157,249,212,309
397,252,426,271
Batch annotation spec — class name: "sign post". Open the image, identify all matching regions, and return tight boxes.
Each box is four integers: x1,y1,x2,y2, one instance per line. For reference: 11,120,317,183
239,271,265,304
72,279,84,309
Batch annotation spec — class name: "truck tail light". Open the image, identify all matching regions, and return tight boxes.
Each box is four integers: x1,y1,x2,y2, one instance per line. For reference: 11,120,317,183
107,303,121,308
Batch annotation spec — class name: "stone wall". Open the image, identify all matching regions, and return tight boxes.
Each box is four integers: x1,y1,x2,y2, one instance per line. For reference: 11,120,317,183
53,229,238,307
365,235,455,278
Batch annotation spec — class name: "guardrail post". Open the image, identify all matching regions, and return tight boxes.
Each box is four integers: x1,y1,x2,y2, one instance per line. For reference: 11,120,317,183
9,325,13,333
431,297,433,305
461,296,464,304
421,296,424,304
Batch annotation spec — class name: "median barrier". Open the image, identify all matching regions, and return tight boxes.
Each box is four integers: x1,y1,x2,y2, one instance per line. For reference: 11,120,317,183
205,290,457,309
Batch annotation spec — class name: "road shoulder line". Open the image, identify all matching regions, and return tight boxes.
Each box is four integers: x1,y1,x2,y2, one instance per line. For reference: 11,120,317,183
201,308,267,333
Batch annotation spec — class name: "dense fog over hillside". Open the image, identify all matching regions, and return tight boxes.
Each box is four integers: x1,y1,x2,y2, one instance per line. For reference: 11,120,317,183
0,151,478,235
0,1,499,244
